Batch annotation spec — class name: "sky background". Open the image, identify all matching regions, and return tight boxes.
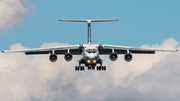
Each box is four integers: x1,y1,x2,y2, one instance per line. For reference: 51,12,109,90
1,0,180,50
0,0,180,101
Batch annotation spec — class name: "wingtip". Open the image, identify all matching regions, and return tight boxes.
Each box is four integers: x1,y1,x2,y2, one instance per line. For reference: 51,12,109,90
59,19,62,21
116,19,119,21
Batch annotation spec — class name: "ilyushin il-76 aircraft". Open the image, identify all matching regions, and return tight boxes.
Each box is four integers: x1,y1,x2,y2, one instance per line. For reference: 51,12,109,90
2,19,178,71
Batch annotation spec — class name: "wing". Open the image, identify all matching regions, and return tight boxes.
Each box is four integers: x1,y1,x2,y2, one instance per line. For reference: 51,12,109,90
2,44,84,55
98,44,178,54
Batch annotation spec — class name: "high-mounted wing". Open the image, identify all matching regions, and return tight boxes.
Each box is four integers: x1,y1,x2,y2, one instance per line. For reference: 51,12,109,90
2,44,83,55
98,44,178,54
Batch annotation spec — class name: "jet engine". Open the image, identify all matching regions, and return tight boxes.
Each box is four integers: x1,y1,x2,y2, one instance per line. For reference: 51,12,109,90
49,54,57,62
109,53,118,61
64,53,73,61
124,53,133,62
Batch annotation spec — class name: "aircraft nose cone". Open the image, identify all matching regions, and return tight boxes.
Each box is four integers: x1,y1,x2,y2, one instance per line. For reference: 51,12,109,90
88,53,96,59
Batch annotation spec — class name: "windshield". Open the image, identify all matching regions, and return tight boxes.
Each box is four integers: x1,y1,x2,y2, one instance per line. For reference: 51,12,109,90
86,49,97,53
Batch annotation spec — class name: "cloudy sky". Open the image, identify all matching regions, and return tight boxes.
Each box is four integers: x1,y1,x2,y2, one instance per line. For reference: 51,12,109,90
0,0,180,101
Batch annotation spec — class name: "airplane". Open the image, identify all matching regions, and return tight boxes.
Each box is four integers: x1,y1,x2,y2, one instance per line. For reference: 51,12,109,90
2,19,178,71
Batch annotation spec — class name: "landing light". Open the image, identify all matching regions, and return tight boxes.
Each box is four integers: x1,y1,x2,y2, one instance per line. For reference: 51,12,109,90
93,60,97,63
87,60,91,64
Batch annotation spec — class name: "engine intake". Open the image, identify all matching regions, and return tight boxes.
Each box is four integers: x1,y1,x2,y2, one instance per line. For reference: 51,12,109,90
64,53,73,61
109,53,118,61
49,54,57,62
124,53,132,62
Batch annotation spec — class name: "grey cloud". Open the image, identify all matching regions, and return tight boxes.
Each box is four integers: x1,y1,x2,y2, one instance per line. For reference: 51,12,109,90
0,38,179,101
0,0,34,31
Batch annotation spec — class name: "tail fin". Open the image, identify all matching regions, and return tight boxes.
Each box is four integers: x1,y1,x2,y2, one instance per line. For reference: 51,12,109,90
59,19,118,44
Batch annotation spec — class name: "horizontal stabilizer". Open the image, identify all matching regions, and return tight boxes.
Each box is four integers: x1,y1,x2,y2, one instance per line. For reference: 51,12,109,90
59,19,118,23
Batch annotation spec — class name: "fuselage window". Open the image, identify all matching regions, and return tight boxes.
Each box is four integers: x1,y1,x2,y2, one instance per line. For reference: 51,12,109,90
86,49,97,53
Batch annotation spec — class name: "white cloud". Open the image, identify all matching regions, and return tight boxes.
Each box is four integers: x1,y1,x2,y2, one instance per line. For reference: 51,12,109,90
0,38,179,101
0,0,34,31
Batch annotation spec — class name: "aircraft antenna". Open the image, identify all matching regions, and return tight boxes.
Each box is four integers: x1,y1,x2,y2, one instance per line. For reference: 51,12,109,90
59,19,118,44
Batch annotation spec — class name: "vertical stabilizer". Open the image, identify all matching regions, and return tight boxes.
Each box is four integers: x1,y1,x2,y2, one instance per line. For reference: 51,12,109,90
59,19,118,44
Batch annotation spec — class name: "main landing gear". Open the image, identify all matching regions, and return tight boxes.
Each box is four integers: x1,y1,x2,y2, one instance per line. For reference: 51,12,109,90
75,66,106,71
75,66,85,71
97,66,106,71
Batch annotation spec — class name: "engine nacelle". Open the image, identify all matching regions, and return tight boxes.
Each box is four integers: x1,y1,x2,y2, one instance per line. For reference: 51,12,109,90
124,53,133,62
64,53,73,61
109,53,118,61
49,54,57,62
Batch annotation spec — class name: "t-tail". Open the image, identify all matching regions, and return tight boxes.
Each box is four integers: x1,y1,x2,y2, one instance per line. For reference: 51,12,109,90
59,19,118,44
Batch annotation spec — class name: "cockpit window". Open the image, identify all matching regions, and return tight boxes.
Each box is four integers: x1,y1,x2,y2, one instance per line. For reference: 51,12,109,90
86,49,97,53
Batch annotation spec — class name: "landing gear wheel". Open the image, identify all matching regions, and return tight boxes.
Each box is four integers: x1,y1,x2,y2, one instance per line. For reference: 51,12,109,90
97,66,99,71
97,66,102,71
104,66,106,71
92,66,95,70
102,66,104,71
88,66,92,70
80,66,84,71
82,66,85,71
98,66,100,70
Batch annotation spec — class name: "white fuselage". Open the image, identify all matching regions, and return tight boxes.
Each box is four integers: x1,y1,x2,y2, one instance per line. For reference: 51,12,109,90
81,44,100,63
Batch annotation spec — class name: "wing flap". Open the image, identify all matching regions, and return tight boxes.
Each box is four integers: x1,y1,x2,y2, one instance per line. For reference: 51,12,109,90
25,51,50,55
115,49,127,54
130,50,155,54
24,49,82,55
54,50,67,54
70,49,82,55
99,49,112,54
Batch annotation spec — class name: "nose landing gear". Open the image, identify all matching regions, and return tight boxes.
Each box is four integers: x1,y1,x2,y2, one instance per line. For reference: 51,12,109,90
88,66,95,70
